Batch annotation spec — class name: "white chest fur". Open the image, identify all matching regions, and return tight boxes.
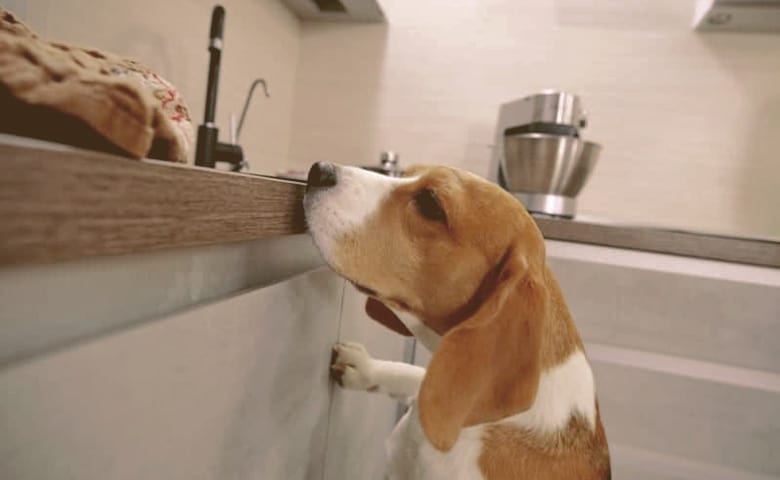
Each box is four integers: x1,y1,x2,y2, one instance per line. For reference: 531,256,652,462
387,403,485,480
385,350,596,479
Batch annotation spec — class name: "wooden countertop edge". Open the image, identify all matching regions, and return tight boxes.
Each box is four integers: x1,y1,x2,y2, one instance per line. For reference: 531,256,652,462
534,216,780,269
0,139,308,267
2,136,777,269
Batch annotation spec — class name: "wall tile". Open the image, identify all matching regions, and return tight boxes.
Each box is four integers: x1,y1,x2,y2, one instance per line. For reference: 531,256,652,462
289,0,780,238
9,0,301,173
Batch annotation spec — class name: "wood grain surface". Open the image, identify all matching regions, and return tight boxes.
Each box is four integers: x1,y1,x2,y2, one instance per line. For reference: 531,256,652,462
2,138,777,269
535,216,780,269
0,142,307,266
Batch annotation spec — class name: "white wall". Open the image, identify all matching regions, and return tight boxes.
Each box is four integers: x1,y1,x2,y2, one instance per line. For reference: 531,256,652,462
6,0,301,173
7,1,779,238
288,0,780,239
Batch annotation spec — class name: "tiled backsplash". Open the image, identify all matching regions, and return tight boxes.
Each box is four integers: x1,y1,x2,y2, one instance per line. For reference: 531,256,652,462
6,0,302,173
288,0,780,240
7,0,780,238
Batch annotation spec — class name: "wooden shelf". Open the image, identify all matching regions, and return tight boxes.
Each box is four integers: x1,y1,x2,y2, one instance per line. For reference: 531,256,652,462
0,135,307,267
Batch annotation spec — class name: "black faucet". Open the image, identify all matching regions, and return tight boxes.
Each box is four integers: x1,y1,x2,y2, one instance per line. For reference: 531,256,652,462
195,5,244,171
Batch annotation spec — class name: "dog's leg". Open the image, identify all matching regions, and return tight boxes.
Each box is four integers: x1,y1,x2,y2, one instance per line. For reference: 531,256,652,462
331,342,425,400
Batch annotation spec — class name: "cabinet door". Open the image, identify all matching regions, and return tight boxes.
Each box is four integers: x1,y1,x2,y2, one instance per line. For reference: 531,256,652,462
547,246,780,479
323,286,410,480
0,269,343,480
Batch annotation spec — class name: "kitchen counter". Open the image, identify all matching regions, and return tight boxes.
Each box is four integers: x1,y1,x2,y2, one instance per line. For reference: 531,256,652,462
534,215,780,269
0,134,308,267
0,134,324,365
2,133,777,270
1,133,777,366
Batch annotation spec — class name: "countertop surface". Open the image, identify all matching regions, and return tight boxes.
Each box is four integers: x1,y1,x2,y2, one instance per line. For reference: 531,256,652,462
534,215,780,269
1,134,777,269
0,134,307,267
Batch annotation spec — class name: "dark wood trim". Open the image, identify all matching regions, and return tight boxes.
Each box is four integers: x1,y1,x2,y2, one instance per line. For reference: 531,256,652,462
0,139,307,267
535,216,780,269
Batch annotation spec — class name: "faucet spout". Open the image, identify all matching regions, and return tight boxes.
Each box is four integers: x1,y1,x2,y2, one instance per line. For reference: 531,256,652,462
236,78,270,143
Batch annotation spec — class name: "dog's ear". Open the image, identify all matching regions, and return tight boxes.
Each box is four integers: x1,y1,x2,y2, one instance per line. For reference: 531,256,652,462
417,247,547,452
365,298,413,336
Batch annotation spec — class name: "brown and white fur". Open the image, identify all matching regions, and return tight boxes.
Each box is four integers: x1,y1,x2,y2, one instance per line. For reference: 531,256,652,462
304,162,610,480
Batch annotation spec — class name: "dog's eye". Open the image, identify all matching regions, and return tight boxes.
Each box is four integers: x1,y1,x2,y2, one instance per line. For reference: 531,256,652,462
414,188,446,223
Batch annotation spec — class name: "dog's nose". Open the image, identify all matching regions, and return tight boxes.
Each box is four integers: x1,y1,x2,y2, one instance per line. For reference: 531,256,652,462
307,162,337,188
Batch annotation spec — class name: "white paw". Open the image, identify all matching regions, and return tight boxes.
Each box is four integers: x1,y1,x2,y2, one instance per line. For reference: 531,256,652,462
331,342,377,391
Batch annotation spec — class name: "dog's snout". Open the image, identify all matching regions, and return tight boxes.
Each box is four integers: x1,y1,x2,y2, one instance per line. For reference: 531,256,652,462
307,162,337,189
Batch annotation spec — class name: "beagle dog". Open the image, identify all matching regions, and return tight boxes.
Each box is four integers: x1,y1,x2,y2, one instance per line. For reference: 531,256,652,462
304,162,610,480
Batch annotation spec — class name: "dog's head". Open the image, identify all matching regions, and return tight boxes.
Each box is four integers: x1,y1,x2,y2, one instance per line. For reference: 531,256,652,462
304,162,549,451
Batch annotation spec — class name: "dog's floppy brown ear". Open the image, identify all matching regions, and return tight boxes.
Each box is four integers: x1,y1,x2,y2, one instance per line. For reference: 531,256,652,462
365,298,413,336
418,248,547,452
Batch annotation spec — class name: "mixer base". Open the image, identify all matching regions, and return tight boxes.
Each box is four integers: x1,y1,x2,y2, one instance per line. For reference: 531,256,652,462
512,192,576,218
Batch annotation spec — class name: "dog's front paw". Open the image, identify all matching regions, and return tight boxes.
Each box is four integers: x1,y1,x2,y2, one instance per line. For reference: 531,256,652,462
331,342,378,391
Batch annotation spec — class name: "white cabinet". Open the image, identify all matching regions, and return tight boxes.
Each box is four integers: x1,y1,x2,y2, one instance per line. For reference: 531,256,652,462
0,259,406,479
415,240,780,479
546,240,780,479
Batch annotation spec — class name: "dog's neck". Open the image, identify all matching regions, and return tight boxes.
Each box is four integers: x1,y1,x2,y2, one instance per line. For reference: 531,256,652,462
536,264,585,370
398,265,583,369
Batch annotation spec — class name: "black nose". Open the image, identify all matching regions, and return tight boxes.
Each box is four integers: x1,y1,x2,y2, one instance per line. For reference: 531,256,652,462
307,162,337,188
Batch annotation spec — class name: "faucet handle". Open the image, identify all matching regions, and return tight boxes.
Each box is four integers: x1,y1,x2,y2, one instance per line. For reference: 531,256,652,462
214,142,244,172
380,151,401,177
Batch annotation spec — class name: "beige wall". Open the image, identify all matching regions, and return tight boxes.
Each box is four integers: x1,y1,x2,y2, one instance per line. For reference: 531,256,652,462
7,0,300,173
288,0,780,238
5,0,779,237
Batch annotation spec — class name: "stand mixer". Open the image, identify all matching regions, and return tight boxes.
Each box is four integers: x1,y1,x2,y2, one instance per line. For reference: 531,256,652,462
488,91,601,218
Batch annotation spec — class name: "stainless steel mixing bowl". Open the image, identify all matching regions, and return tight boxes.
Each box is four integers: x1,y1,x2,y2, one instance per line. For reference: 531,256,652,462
502,133,600,198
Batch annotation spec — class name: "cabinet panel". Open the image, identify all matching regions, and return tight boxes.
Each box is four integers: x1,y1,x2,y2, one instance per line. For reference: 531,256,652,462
323,286,409,480
594,360,780,476
549,256,780,373
0,269,342,480
545,243,780,478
